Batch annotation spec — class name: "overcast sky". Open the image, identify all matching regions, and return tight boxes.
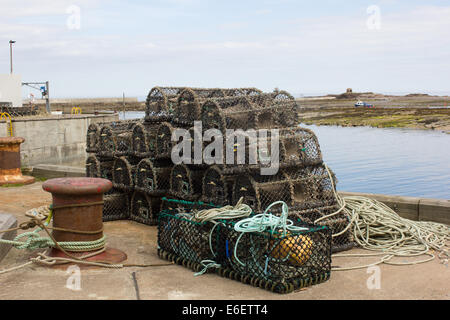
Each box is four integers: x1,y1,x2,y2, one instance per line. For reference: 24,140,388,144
1,0,449,98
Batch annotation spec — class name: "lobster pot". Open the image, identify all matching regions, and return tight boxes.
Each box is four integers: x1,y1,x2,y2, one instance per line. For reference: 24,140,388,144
201,166,235,205
155,122,175,160
99,158,115,182
131,122,159,158
86,155,100,178
217,220,332,294
201,97,255,132
130,192,161,225
288,205,355,252
255,127,323,169
157,212,220,272
102,192,130,222
284,164,338,211
98,120,138,157
159,197,214,213
112,156,139,191
86,123,100,153
231,172,292,213
135,158,172,196
222,88,263,97
191,88,226,99
173,88,201,126
280,127,322,167
145,86,185,122
170,164,204,200
275,101,299,128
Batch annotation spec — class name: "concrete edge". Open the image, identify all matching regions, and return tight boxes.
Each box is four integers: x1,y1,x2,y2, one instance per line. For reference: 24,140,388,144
339,191,449,225
31,164,85,179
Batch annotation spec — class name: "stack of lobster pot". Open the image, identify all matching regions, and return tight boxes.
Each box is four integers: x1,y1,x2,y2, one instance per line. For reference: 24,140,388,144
87,86,265,225
155,88,356,293
86,86,354,253
86,119,140,221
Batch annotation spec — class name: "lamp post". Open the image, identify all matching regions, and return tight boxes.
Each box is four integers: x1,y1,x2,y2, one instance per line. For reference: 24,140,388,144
9,40,16,74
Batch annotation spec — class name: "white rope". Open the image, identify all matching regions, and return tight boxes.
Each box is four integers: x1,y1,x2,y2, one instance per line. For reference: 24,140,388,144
319,164,450,270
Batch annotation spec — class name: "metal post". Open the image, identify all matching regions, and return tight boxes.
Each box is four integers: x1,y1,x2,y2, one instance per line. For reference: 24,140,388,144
9,40,15,74
122,92,125,118
45,81,50,113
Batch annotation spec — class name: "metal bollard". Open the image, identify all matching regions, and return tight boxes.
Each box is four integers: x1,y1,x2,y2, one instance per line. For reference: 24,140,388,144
42,177,127,267
0,137,35,186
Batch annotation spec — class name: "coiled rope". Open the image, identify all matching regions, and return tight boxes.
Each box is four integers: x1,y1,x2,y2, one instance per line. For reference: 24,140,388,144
193,199,309,275
319,164,450,270
0,207,174,274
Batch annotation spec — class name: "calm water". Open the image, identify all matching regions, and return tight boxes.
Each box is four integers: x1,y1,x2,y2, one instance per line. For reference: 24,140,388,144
301,124,450,199
118,111,450,199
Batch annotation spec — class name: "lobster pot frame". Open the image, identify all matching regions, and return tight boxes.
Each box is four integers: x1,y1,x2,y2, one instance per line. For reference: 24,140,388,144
288,205,355,252
222,88,263,97
112,156,140,191
103,192,130,222
157,213,220,272
135,158,172,196
284,164,338,211
254,127,323,169
173,88,201,126
201,97,256,132
170,164,204,201
155,122,176,160
191,88,226,99
232,173,292,213
98,158,114,182
160,197,217,213
217,220,331,293
86,123,100,153
145,86,185,122
98,120,138,157
131,122,159,158
201,166,235,205
130,192,162,225
86,155,101,178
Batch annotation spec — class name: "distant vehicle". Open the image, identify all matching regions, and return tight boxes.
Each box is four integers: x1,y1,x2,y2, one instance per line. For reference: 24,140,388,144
355,100,374,108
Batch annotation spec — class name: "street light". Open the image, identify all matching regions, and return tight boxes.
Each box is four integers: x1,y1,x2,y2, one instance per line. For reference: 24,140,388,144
9,40,16,74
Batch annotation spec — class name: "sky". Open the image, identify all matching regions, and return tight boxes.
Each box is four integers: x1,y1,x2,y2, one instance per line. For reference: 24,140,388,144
1,0,450,98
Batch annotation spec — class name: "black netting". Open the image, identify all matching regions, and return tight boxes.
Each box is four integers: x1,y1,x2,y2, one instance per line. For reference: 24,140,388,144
130,192,162,225
86,154,100,178
173,88,201,126
131,122,159,158
112,156,140,191
135,158,172,196
103,192,130,221
97,120,139,157
170,164,204,201
145,86,185,122
201,166,235,206
86,123,100,153
155,122,175,160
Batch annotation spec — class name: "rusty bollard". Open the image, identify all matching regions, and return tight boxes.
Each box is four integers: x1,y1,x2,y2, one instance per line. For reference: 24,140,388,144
42,177,127,267
0,137,35,186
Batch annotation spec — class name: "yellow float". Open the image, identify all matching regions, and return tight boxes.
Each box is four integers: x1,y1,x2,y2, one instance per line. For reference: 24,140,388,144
270,233,313,266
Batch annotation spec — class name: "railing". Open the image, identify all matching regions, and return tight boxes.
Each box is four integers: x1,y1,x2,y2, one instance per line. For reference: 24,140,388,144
0,112,13,136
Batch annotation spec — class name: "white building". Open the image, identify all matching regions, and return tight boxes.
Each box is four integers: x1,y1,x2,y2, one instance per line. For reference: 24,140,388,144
0,74,22,107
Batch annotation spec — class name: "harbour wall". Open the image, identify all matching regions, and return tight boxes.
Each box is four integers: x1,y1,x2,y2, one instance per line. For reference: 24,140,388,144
0,114,118,167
